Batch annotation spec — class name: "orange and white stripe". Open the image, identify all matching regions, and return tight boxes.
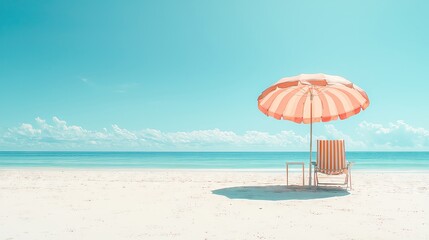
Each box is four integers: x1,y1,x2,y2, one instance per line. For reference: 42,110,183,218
257,73,370,123
316,140,346,175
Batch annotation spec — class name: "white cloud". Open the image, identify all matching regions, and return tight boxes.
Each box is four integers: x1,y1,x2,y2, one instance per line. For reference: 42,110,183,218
1,117,316,151
357,120,429,150
1,117,429,151
324,125,367,149
17,123,42,136
112,124,138,140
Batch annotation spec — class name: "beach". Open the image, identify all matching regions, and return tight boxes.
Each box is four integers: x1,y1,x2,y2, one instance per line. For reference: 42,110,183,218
0,169,428,240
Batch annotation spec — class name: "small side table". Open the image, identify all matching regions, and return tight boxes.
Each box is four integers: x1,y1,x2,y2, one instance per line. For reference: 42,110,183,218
286,162,305,186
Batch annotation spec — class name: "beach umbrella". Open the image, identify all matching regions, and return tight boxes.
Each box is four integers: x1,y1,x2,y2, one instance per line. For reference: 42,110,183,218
257,73,369,185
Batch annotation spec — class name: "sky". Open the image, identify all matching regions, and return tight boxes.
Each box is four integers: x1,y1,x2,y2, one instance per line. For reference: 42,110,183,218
1,0,428,151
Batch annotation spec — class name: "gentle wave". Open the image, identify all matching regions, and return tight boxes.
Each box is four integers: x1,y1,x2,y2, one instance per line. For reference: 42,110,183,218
0,151,429,170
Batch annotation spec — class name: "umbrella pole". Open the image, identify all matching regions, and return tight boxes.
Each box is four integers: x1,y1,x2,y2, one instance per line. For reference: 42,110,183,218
309,93,313,186
309,118,312,186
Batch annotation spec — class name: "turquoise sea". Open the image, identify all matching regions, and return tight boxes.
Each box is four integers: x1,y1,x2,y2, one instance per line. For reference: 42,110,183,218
0,151,429,171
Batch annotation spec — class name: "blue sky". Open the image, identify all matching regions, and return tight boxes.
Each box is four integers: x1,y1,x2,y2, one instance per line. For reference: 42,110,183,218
1,0,428,151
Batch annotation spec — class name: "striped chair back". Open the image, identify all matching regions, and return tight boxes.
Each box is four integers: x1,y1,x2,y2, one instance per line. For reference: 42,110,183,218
316,140,346,175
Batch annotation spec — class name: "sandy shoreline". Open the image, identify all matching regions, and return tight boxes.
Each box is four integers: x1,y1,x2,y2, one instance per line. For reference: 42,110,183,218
1,169,428,239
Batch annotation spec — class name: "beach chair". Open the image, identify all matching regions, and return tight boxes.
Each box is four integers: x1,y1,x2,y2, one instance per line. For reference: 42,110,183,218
313,140,353,189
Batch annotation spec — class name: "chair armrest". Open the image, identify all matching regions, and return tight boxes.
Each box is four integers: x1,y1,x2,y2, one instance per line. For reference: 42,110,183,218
347,161,354,169
311,161,317,166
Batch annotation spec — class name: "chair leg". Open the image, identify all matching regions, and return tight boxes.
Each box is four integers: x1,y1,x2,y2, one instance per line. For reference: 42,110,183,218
349,168,352,190
314,171,318,187
345,173,349,189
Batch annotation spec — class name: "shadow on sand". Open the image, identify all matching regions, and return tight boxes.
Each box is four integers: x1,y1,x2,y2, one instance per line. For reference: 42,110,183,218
212,185,350,201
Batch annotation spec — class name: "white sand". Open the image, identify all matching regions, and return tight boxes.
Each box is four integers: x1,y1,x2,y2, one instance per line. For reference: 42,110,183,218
0,169,428,240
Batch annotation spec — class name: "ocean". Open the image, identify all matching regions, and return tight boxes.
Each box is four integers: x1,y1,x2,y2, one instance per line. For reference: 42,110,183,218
0,151,429,171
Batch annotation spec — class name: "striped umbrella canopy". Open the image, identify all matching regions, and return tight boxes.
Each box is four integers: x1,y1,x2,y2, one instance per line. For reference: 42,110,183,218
257,73,369,185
